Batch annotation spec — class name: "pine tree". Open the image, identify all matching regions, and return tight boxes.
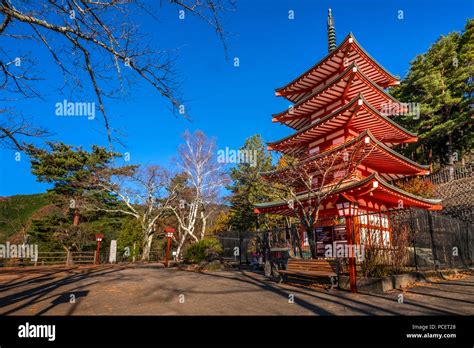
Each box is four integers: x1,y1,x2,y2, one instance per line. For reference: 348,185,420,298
26,142,127,225
392,18,473,169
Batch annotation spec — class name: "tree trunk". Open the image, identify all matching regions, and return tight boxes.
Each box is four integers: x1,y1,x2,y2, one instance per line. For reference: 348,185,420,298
73,208,80,226
141,233,153,261
305,226,317,259
176,234,187,260
200,211,206,240
447,133,454,181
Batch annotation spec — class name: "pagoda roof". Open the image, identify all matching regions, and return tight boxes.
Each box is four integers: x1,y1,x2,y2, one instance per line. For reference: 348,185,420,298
275,33,400,103
273,62,403,130
269,94,418,152
254,172,442,216
264,130,429,182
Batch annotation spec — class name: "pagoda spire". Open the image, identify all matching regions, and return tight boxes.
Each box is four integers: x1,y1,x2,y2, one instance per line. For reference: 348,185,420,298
327,8,336,52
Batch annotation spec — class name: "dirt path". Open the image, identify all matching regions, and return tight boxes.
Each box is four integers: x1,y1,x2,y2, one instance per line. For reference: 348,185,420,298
0,264,472,315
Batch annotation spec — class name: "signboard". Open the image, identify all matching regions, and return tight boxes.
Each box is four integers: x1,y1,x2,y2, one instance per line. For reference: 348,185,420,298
316,226,334,257
334,225,347,241
109,240,117,263
317,226,333,243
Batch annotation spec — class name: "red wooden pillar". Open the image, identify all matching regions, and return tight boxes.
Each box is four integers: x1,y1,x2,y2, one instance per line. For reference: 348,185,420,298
346,216,357,293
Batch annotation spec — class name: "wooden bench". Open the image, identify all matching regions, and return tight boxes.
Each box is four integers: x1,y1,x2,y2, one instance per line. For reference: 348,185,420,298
277,259,338,284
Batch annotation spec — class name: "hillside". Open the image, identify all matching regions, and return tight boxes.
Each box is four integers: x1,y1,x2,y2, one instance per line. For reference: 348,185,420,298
0,193,50,241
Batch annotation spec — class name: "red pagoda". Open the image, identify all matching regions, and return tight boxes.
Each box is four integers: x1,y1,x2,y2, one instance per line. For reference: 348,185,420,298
254,9,442,258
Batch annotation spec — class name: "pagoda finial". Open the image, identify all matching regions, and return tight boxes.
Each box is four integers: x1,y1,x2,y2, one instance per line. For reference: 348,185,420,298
327,8,336,52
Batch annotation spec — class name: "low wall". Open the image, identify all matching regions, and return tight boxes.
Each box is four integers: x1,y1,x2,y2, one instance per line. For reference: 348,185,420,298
338,269,469,293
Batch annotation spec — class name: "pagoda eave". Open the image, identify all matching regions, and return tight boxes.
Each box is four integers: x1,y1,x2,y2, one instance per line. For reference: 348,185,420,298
273,63,405,130
270,94,417,150
254,173,442,217
263,130,430,182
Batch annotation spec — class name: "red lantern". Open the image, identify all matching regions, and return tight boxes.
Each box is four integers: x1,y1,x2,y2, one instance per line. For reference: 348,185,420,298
95,234,105,265
164,227,175,267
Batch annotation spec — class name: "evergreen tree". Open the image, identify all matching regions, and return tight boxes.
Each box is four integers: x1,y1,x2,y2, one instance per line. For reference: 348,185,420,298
26,142,128,225
392,18,473,169
227,134,281,231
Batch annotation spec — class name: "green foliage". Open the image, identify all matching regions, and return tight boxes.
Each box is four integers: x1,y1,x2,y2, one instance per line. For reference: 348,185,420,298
207,210,231,233
28,209,69,251
28,209,95,252
391,18,473,166
26,142,121,196
25,142,133,221
227,134,282,231
117,218,143,257
25,201,127,252
183,238,223,263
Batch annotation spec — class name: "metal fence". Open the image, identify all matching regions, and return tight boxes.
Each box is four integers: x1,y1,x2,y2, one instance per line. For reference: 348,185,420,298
390,209,473,270
215,208,474,272
215,230,265,264
421,163,474,185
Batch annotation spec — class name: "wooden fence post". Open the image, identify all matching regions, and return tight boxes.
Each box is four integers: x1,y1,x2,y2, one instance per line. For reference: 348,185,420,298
426,211,439,269
66,250,72,266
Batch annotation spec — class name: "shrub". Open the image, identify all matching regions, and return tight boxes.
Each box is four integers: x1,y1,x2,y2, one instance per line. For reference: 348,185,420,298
184,238,223,263
117,218,142,259
396,177,436,198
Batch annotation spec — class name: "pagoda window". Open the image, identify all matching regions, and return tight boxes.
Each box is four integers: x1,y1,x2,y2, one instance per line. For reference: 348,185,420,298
309,146,320,155
332,135,345,146
357,211,391,247
333,169,346,180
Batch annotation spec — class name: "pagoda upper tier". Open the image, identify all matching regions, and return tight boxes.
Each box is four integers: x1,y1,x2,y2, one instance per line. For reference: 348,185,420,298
275,33,400,104
273,62,404,130
268,94,418,155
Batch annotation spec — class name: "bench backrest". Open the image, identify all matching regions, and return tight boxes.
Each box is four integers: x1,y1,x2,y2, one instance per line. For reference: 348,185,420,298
287,259,336,272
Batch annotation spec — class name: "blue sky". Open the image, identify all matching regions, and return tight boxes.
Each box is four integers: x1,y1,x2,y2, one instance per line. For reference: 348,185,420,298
0,0,472,196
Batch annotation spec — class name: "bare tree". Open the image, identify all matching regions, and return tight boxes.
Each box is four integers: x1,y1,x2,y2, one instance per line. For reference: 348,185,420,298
0,109,50,150
91,165,173,261
167,130,227,258
0,0,235,150
263,135,376,258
